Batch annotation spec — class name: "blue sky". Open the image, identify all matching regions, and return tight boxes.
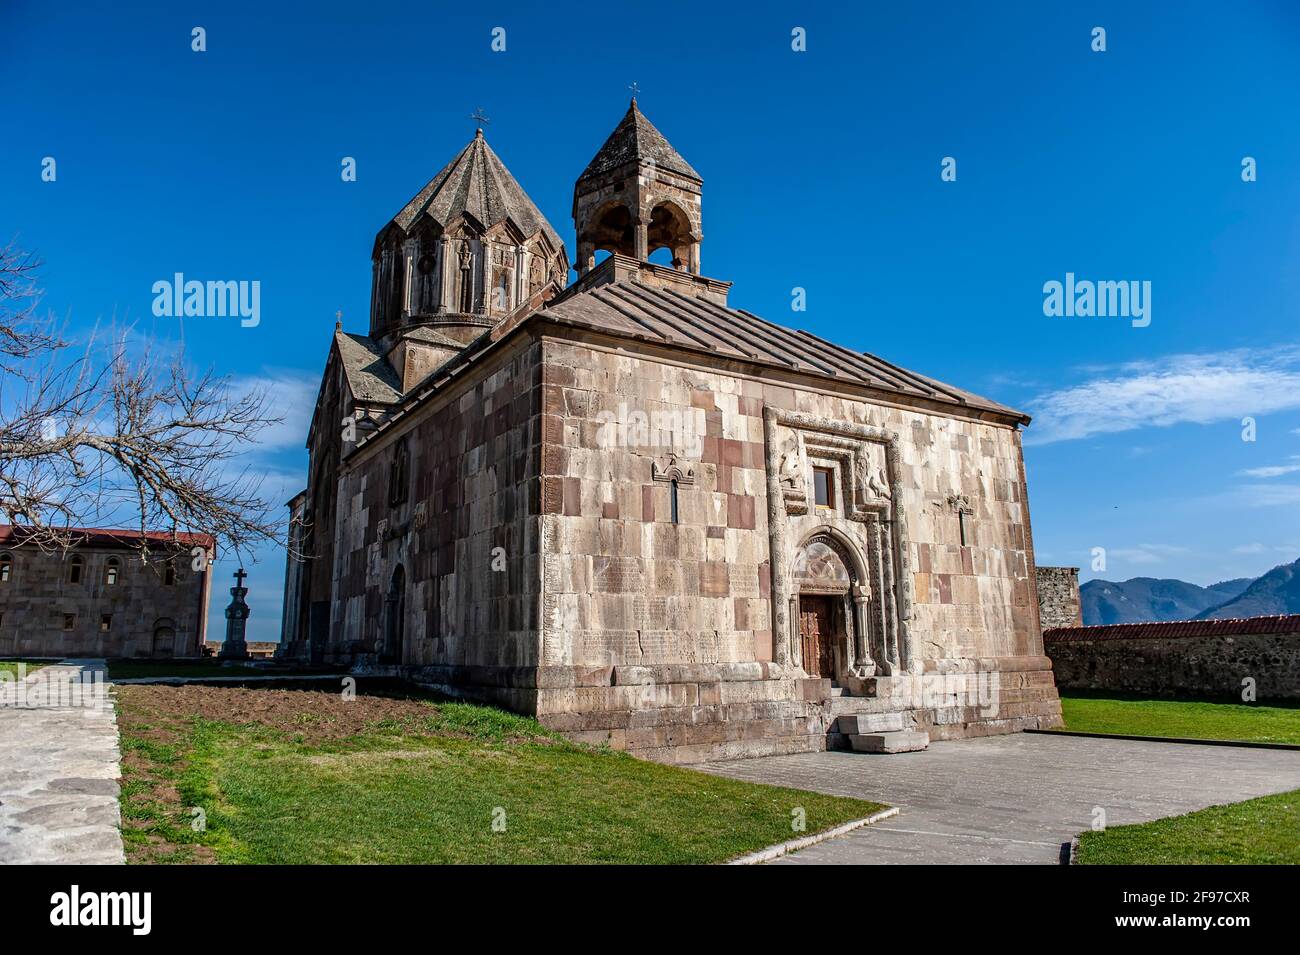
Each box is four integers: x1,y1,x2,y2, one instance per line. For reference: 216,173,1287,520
5,1,1300,640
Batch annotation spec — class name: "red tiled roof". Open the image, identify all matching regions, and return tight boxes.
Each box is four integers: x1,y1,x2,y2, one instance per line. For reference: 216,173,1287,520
1044,615,1300,642
0,524,215,550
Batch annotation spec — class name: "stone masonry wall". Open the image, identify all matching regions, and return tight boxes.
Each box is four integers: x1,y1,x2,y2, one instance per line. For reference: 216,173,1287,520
330,335,542,696
537,338,1046,668
1046,619,1300,701
1036,566,1082,630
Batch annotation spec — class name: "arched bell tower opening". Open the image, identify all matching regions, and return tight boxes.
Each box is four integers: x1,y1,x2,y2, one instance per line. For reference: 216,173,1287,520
573,99,703,277
647,201,697,272
580,201,635,261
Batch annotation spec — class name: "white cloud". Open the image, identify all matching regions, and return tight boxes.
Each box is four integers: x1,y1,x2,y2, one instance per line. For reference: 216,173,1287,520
1231,483,1300,507
1025,348,1300,444
228,370,318,455
1237,463,1300,478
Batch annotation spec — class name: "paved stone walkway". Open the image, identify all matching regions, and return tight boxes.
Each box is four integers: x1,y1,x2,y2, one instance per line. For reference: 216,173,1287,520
0,660,125,864
701,732,1300,864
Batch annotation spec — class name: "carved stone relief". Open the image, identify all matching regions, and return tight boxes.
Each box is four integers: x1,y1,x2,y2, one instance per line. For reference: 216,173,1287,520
777,433,808,514
651,452,696,485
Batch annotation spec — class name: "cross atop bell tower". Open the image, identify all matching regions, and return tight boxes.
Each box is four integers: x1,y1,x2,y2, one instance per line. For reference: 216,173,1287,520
572,98,703,276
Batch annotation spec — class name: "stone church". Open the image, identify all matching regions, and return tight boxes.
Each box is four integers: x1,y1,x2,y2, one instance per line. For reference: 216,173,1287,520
280,101,1063,762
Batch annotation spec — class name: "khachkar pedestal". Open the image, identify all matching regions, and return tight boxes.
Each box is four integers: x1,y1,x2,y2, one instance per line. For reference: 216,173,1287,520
219,568,251,661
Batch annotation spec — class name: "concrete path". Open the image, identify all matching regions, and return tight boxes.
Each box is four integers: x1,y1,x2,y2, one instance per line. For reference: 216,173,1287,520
0,660,125,864
700,733,1300,864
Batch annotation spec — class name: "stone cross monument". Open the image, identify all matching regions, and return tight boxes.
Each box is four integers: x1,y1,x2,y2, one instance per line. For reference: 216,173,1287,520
219,567,251,660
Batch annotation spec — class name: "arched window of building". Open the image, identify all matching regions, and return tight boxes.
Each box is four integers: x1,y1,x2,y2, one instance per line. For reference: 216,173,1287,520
457,239,475,313
385,564,406,662
388,437,410,507
386,240,405,326
670,479,680,524
104,557,120,585
163,563,176,586
0,552,11,583
493,267,511,313
68,554,84,584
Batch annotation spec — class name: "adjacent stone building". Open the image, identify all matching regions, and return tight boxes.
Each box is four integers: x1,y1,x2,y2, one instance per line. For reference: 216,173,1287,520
1036,565,1083,630
0,526,215,658
280,101,1063,761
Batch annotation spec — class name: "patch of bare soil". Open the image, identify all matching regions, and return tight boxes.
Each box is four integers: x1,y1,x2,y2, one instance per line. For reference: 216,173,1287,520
117,683,445,743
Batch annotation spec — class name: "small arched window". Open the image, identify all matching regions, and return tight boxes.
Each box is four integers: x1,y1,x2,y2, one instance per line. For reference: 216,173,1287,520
670,479,680,525
104,557,120,585
493,268,511,313
163,563,176,586
68,554,84,584
0,552,11,583
457,238,475,313
388,437,410,507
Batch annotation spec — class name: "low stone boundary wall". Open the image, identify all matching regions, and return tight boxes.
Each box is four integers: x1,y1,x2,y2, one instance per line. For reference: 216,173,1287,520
1044,616,1300,701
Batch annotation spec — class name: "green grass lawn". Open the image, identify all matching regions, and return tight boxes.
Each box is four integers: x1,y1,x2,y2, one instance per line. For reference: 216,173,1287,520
0,659,51,677
1058,691,1300,745
117,684,884,864
1076,789,1300,864
107,660,337,680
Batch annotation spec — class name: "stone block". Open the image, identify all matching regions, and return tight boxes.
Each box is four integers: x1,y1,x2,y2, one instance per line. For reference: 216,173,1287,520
798,677,832,702
835,712,905,734
849,730,930,753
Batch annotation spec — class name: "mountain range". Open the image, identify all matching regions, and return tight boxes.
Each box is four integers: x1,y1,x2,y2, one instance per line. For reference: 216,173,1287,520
1080,557,1300,625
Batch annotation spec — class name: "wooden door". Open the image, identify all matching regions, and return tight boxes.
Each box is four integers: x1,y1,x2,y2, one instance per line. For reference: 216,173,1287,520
799,595,835,678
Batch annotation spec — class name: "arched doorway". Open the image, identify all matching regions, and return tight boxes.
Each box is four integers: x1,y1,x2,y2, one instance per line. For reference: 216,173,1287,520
790,532,875,680
152,618,176,658
384,565,406,663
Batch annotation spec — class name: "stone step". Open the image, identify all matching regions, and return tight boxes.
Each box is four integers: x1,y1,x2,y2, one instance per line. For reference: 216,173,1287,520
828,695,893,716
848,730,930,754
834,712,905,735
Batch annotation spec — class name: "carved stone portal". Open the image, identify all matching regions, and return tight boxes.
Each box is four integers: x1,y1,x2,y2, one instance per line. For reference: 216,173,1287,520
792,535,877,679
763,407,916,675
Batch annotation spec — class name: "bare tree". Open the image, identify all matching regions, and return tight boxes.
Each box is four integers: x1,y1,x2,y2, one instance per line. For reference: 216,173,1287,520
0,240,284,562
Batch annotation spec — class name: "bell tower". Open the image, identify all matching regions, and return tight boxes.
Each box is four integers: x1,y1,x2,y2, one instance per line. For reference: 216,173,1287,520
573,98,703,276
